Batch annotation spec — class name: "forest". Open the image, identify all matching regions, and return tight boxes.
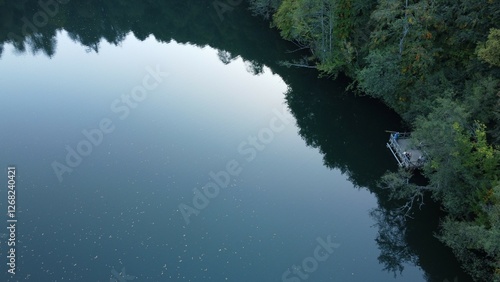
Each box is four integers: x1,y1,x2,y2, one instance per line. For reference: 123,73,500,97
248,0,500,280
0,0,498,280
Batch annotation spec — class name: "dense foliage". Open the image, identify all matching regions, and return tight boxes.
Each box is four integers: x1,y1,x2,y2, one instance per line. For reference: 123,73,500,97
1,0,498,279
248,0,500,280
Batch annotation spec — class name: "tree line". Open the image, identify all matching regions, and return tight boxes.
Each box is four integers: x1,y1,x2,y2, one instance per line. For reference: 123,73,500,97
1,0,497,280
248,0,500,280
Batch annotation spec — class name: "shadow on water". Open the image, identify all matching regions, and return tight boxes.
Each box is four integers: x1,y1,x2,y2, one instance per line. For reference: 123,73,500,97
0,1,471,281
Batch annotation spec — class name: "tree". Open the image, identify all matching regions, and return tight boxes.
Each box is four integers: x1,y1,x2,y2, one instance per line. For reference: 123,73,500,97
463,76,500,125
412,98,500,216
477,28,500,67
248,0,281,20
273,0,354,76
390,97,500,281
355,49,404,110
379,168,430,216
439,183,500,282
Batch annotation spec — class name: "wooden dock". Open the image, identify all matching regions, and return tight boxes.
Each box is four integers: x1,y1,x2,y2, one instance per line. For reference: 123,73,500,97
386,132,426,169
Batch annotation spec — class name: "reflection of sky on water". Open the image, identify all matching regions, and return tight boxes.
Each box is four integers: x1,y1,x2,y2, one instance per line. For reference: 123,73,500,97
0,32,425,281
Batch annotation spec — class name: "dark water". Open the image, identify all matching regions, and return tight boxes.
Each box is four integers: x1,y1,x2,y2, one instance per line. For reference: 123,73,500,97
0,1,471,282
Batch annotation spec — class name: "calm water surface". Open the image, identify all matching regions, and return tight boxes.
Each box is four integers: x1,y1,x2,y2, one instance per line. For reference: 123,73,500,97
0,2,471,281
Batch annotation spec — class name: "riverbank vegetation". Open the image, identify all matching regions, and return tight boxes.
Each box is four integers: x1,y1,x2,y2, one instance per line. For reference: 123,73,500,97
0,0,498,279
248,0,500,280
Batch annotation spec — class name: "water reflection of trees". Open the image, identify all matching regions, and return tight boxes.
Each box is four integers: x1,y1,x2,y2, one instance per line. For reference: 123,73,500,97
0,1,471,281
370,207,419,275
283,74,402,188
283,77,468,280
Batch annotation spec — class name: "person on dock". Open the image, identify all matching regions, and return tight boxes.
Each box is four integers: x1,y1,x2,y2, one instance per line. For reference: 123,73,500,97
403,151,411,159
393,132,399,141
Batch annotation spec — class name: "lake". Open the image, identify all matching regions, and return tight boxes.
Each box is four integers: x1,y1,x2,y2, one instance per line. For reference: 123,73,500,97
0,1,471,281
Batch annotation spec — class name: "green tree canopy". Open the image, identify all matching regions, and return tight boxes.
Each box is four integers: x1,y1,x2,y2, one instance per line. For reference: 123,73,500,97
477,28,500,67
